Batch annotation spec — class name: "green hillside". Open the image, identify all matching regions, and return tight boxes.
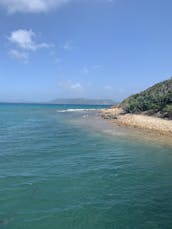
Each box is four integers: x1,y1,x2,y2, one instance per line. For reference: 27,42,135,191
120,78,172,119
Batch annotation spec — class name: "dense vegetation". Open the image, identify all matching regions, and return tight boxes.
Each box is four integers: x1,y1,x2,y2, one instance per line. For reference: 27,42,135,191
120,78,172,119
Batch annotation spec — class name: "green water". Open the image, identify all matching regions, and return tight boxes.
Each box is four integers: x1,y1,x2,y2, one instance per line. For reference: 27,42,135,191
0,104,172,229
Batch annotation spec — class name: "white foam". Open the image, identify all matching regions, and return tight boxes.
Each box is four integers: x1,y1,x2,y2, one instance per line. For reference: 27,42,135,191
56,108,101,113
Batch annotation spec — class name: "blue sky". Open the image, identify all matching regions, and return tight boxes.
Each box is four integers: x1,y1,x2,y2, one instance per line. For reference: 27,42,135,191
0,0,172,102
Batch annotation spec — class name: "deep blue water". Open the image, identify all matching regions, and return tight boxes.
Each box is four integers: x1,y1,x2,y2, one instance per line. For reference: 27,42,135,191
0,103,172,229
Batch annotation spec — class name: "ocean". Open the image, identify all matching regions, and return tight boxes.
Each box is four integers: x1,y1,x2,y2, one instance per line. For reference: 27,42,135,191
0,103,172,229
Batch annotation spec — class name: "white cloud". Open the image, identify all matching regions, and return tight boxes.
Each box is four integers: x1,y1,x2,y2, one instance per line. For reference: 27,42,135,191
58,80,83,91
8,29,51,51
7,29,53,62
0,0,70,13
70,83,82,90
8,49,28,62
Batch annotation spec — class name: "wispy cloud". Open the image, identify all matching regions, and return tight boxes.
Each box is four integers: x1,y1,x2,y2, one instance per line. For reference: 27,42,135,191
7,29,53,62
0,0,114,14
81,65,102,75
8,49,28,63
82,66,89,75
55,57,61,64
0,0,70,14
104,85,113,91
61,41,74,51
92,65,102,70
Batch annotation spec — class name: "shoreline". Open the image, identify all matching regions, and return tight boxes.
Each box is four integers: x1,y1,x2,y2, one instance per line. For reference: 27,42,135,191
101,108,172,137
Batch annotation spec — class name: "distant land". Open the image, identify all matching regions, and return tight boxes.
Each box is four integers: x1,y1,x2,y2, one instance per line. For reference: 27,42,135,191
50,98,115,105
0,98,115,105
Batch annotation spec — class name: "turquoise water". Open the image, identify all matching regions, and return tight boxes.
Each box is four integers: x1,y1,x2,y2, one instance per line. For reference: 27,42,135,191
0,104,172,229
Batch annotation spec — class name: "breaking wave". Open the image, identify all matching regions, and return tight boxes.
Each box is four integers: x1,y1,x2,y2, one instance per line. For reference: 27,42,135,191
56,108,101,113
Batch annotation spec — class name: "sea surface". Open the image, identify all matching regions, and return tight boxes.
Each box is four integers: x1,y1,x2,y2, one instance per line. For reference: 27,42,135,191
0,103,172,229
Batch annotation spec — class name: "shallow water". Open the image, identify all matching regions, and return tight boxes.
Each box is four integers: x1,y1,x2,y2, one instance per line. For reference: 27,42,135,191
0,104,172,229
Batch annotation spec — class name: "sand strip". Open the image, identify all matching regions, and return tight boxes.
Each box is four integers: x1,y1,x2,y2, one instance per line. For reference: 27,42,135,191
101,108,172,137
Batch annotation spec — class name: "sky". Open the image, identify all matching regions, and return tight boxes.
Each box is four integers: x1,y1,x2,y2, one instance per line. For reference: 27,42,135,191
0,0,172,102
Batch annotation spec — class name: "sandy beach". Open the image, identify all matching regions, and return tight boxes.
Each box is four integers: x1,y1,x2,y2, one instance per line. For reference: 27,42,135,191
101,108,172,137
